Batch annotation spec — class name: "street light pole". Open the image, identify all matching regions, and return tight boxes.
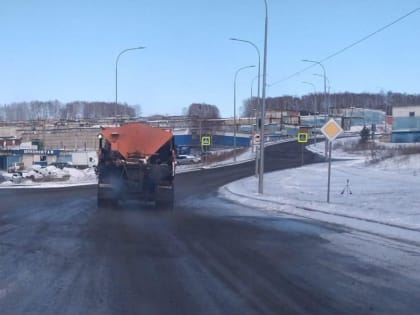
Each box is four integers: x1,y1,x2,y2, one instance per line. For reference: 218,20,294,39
230,38,262,177
258,0,268,194
302,81,317,144
302,59,327,116
229,38,261,121
303,59,329,157
115,46,145,117
313,73,330,93
250,75,260,101
250,74,262,131
234,65,255,162
251,74,261,176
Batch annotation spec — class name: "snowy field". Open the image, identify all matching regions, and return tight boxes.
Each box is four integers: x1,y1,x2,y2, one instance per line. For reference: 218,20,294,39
220,139,420,242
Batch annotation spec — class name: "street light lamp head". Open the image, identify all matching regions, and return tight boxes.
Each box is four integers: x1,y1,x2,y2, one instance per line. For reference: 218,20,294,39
115,45,146,112
234,65,256,78
302,81,314,86
302,59,314,63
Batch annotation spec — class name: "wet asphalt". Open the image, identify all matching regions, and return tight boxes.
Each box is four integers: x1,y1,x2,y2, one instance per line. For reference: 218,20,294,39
1,141,419,315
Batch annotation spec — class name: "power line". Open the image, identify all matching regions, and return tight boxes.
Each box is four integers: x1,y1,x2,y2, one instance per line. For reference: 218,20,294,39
269,6,420,87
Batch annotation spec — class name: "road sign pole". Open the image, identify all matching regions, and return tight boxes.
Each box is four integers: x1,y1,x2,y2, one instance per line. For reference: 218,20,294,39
327,141,332,203
301,143,304,166
320,119,343,204
325,140,328,158
255,146,259,177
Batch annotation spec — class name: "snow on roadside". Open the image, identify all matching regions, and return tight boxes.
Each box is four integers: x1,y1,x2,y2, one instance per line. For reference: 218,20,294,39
0,167,97,188
176,138,292,173
220,141,420,232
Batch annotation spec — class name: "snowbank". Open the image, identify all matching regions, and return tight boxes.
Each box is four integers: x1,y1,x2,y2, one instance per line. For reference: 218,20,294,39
0,166,97,188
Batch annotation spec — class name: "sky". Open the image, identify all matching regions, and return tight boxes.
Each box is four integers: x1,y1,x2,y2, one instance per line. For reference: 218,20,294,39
1,0,419,117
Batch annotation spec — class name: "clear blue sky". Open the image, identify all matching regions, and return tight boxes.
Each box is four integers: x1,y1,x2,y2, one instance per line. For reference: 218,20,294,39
1,0,419,117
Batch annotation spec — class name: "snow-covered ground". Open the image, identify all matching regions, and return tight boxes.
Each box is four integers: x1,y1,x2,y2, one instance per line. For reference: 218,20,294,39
220,139,420,242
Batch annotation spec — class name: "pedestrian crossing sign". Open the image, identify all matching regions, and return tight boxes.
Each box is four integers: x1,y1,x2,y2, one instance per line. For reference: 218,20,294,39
297,132,308,143
201,136,211,146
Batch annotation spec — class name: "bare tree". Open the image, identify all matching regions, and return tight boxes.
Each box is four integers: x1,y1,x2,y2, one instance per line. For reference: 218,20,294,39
187,103,220,119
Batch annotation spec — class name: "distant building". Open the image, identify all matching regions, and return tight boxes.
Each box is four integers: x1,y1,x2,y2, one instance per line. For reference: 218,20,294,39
340,108,385,131
0,136,22,148
392,105,420,142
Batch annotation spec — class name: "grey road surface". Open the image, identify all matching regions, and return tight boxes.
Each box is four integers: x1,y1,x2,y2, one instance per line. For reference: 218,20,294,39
1,141,419,315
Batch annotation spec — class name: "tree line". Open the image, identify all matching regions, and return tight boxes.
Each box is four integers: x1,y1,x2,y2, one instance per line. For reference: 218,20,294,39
242,92,420,117
2,92,419,122
0,100,142,121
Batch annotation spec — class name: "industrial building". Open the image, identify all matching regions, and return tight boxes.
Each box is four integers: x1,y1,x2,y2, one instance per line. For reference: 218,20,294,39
392,105,420,143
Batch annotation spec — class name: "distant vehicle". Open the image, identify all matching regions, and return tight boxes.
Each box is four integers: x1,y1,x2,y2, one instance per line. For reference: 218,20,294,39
176,154,201,165
49,162,74,169
71,151,97,169
11,172,23,184
7,162,24,173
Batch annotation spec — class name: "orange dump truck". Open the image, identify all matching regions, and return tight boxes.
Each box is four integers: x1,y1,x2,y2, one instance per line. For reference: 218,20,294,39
97,122,176,208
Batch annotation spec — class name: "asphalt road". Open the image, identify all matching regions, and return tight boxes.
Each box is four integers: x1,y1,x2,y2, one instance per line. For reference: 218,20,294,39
1,141,419,315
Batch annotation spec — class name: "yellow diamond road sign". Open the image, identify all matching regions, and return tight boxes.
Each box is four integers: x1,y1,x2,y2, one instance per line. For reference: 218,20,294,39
321,119,343,141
